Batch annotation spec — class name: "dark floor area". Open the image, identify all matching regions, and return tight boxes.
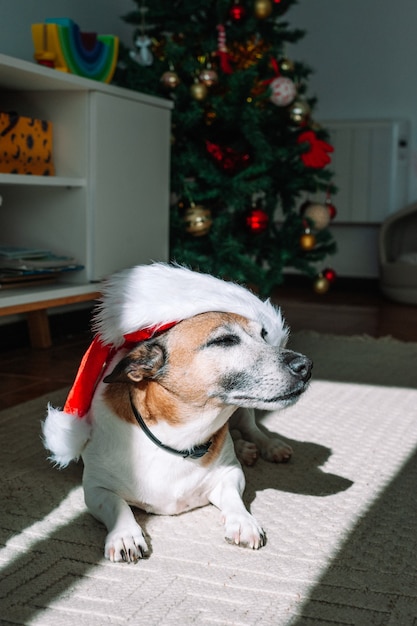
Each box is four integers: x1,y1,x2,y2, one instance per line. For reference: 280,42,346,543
1,277,416,410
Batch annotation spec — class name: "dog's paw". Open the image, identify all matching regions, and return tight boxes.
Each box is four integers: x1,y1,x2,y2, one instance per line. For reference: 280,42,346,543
260,438,293,464
223,512,266,550
105,527,149,563
233,438,258,466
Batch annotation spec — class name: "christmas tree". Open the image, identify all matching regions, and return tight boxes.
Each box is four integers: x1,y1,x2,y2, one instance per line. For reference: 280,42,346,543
115,0,337,296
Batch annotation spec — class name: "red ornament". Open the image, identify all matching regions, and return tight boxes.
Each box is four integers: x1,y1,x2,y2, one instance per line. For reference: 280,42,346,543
323,267,337,283
246,208,269,233
205,140,250,173
297,130,334,169
229,1,246,21
326,201,337,219
216,24,233,74
325,191,337,219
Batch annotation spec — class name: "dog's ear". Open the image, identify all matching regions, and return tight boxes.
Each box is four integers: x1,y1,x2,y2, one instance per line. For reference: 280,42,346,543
103,342,166,384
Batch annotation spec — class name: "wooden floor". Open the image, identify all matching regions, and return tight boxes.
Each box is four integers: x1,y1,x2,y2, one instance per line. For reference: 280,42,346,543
1,279,417,411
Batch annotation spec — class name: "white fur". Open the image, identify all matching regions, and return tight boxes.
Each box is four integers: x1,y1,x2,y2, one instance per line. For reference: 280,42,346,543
43,405,91,467
93,262,288,347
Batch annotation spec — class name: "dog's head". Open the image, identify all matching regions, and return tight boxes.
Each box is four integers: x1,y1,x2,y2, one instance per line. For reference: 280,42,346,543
104,312,312,415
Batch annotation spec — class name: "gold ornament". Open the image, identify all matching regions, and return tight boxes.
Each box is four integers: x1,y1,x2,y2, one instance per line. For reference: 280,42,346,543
313,275,330,294
300,229,316,250
184,203,213,236
161,70,180,89
199,66,218,87
254,0,273,19
289,100,311,125
279,57,295,73
190,80,208,101
303,202,331,230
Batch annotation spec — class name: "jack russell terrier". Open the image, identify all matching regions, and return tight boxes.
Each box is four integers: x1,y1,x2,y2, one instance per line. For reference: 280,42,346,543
43,263,312,563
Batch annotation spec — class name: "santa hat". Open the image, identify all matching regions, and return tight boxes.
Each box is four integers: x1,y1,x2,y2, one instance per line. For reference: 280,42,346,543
43,263,287,466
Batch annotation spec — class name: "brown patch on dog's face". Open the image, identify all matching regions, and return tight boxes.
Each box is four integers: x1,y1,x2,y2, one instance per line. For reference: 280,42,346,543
103,310,312,429
103,341,167,425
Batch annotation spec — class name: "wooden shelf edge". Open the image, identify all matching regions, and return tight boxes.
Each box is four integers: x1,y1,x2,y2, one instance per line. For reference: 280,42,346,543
0,283,102,313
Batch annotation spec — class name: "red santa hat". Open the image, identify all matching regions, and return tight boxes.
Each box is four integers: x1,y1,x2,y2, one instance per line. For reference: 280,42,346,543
43,263,288,466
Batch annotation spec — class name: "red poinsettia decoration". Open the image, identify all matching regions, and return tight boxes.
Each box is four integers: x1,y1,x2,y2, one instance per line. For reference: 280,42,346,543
205,140,250,173
297,130,334,168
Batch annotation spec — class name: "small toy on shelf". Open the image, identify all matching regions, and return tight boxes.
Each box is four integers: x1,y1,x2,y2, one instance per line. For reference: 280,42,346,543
31,18,119,83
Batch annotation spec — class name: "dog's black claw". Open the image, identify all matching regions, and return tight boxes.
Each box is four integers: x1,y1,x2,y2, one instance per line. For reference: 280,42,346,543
259,531,267,548
128,549,137,563
120,549,127,562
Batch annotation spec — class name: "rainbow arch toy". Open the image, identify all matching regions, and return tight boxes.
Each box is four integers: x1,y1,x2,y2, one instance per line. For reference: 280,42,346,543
32,18,119,84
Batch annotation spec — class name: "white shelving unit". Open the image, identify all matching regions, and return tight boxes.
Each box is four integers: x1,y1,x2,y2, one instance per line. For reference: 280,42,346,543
0,53,172,325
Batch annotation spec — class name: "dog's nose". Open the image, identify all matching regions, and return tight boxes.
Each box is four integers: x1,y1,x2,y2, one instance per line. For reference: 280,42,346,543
283,351,312,382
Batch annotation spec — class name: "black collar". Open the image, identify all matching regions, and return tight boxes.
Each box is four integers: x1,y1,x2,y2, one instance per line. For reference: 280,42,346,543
129,394,212,459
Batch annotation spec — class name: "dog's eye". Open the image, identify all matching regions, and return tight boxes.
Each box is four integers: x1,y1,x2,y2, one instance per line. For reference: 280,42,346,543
207,334,241,348
261,328,268,341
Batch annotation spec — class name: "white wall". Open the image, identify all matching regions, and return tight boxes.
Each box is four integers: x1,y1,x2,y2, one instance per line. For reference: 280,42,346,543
288,0,417,277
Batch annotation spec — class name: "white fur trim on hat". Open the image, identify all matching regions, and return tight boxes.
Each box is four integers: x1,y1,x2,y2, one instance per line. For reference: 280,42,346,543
93,263,288,348
43,405,92,468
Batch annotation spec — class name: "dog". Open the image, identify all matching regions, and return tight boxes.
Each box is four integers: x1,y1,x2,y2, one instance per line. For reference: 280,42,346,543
43,263,312,563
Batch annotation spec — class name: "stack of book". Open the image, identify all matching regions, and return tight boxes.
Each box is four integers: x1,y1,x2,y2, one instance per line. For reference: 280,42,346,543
0,246,83,288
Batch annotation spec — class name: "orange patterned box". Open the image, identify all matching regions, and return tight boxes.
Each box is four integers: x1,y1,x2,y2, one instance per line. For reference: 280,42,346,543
0,112,55,175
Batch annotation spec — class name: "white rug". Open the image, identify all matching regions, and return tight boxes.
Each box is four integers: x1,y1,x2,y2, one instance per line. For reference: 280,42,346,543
1,331,417,625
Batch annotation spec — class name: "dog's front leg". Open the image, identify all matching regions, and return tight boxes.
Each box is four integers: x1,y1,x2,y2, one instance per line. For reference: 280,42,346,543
209,466,266,549
232,407,293,464
84,484,148,563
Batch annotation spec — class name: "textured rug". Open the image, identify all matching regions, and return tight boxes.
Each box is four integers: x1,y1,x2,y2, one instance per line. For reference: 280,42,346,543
1,331,417,625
